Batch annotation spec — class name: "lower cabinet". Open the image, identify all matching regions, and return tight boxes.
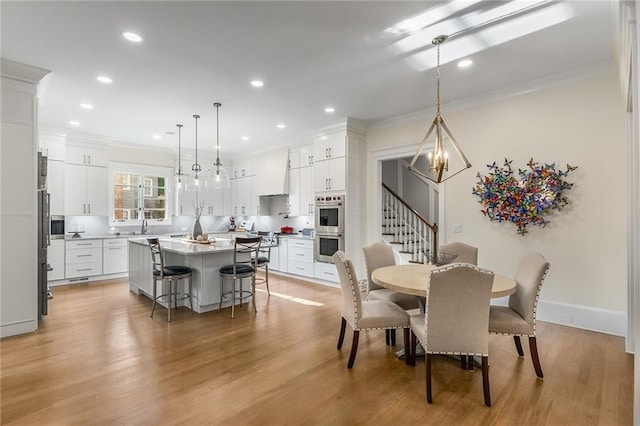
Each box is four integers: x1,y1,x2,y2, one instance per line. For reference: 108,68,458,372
287,239,314,278
65,239,102,278
313,262,339,283
103,239,128,274
48,239,65,281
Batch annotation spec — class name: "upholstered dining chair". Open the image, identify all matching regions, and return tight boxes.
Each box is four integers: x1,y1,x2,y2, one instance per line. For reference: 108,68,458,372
440,242,478,265
489,253,550,378
408,263,494,406
333,251,411,369
363,241,420,345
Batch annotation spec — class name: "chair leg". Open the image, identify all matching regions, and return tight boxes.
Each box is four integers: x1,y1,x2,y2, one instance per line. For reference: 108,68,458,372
150,279,157,318
231,277,236,319
467,355,474,371
513,335,525,356
460,355,467,369
265,265,270,296
410,332,417,366
173,279,178,311
188,277,194,312
529,336,544,378
403,329,410,366
482,356,491,407
385,330,390,346
251,274,257,313
347,330,360,369
337,317,346,350
167,281,172,323
218,275,224,313
426,353,433,403
389,329,396,346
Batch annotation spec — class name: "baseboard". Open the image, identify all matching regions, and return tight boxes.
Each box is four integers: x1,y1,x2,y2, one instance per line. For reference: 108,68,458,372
491,298,627,337
1,319,37,338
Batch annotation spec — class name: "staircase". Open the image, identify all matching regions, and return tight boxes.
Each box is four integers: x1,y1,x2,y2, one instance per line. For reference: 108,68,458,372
380,183,438,264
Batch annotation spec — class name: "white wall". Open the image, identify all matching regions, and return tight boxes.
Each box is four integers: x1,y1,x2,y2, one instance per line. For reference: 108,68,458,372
366,72,627,334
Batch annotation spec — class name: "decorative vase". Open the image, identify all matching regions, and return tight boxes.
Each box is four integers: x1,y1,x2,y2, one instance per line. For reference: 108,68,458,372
193,219,203,239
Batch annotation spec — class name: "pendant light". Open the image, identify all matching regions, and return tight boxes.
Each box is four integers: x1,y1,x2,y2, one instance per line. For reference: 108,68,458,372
408,34,471,184
212,102,230,190
175,123,187,192
191,114,201,188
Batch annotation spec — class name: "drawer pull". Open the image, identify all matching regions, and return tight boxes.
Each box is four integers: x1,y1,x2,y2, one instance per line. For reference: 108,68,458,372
77,254,92,258
108,247,122,250
77,243,92,246
77,268,92,272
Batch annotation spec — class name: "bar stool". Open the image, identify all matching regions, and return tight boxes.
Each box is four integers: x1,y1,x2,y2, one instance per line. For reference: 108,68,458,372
219,236,261,318
255,231,274,296
148,238,193,322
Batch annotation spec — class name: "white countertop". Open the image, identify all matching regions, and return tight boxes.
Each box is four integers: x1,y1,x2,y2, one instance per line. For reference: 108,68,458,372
128,237,277,255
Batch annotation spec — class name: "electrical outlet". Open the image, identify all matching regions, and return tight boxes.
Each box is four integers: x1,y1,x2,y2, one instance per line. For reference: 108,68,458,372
452,223,462,233
559,314,572,323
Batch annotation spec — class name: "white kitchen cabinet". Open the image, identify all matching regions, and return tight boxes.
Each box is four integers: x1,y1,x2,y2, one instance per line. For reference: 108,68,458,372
287,238,314,278
230,176,252,216
269,246,280,271
314,262,339,283
65,163,108,216
40,135,65,161
313,157,345,192
288,165,315,216
48,239,65,281
65,239,103,278
103,239,128,274
47,160,65,216
288,168,300,216
278,239,288,272
65,144,108,167
299,144,315,166
230,162,252,179
314,134,346,161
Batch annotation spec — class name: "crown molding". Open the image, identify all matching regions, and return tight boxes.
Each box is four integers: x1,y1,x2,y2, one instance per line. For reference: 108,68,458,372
1,58,51,83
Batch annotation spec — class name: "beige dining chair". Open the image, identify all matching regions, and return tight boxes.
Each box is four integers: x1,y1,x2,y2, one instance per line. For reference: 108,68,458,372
408,263,494,406
489,253,550,378
363,241,420,345
440,242,478,265
333,251,411,369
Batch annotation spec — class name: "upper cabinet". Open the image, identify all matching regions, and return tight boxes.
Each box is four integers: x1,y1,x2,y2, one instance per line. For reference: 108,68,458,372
64,143,108,216
66,144,108,167
313,134,346,162
313,134,346,193
288,144,315,216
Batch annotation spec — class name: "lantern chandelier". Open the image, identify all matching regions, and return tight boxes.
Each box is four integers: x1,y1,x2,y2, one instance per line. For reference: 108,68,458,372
408,34,471,184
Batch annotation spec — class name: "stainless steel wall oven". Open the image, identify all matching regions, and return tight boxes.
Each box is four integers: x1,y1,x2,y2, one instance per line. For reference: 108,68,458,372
315,233,344,263
315,194,345,234
50,215,65,239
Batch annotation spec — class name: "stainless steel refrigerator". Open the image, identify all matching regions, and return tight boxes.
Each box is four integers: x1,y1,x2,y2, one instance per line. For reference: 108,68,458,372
37,152,51,317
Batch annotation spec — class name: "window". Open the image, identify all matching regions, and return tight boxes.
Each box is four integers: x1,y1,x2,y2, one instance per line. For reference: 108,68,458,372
110,163,172,225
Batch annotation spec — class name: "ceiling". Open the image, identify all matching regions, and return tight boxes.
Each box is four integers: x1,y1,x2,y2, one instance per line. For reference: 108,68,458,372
1,1,616,160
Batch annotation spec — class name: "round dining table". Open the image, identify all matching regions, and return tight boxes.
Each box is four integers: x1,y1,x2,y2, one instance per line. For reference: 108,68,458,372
371,263,516,299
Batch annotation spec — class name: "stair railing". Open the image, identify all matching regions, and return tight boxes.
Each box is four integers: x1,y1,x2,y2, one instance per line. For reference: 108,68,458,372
381,182,438,264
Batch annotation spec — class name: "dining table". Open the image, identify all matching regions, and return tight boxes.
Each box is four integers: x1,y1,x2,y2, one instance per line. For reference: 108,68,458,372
371,263,516,301
371,263,517,361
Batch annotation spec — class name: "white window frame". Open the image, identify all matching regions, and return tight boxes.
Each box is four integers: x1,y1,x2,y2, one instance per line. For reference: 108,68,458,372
109,162,173,226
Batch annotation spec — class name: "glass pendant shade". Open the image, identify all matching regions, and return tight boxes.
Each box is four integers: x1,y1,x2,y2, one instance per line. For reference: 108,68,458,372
191,114,202,190
175,123,188,192
408,35,471,184
212,102,230,190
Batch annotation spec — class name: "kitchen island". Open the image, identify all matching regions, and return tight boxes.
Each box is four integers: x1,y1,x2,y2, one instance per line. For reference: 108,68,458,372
128,237,260,313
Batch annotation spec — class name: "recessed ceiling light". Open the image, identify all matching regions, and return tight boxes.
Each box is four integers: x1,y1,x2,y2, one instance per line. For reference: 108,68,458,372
324,106,335,113
153,135,161,140
69,121,80,127
122,31,143,43
251,80,264,87
276,123,286,129
96,75,113,84
457,59,473,68
241,136,249,141
80,103,93,110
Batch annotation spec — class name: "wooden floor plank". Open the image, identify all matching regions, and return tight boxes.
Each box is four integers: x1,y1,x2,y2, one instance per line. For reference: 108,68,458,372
0,275,633,425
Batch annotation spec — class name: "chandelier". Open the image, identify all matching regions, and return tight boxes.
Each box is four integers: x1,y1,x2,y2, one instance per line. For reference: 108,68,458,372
408,35,471,184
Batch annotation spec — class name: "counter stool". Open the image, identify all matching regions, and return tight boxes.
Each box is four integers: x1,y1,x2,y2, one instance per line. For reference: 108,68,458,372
148,238,193,322
219,237,262,318
255,231,274,296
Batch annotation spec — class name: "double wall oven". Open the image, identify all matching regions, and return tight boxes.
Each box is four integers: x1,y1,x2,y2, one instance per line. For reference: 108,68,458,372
315,194,345,263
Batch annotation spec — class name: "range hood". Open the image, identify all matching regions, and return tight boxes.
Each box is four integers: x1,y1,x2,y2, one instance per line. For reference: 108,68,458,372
253,148,289,196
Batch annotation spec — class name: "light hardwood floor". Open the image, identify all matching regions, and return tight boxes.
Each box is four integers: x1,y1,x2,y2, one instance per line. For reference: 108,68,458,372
1,275,633,425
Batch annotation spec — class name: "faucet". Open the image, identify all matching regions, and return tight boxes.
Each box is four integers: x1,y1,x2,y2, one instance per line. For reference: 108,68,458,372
141,218,148,235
